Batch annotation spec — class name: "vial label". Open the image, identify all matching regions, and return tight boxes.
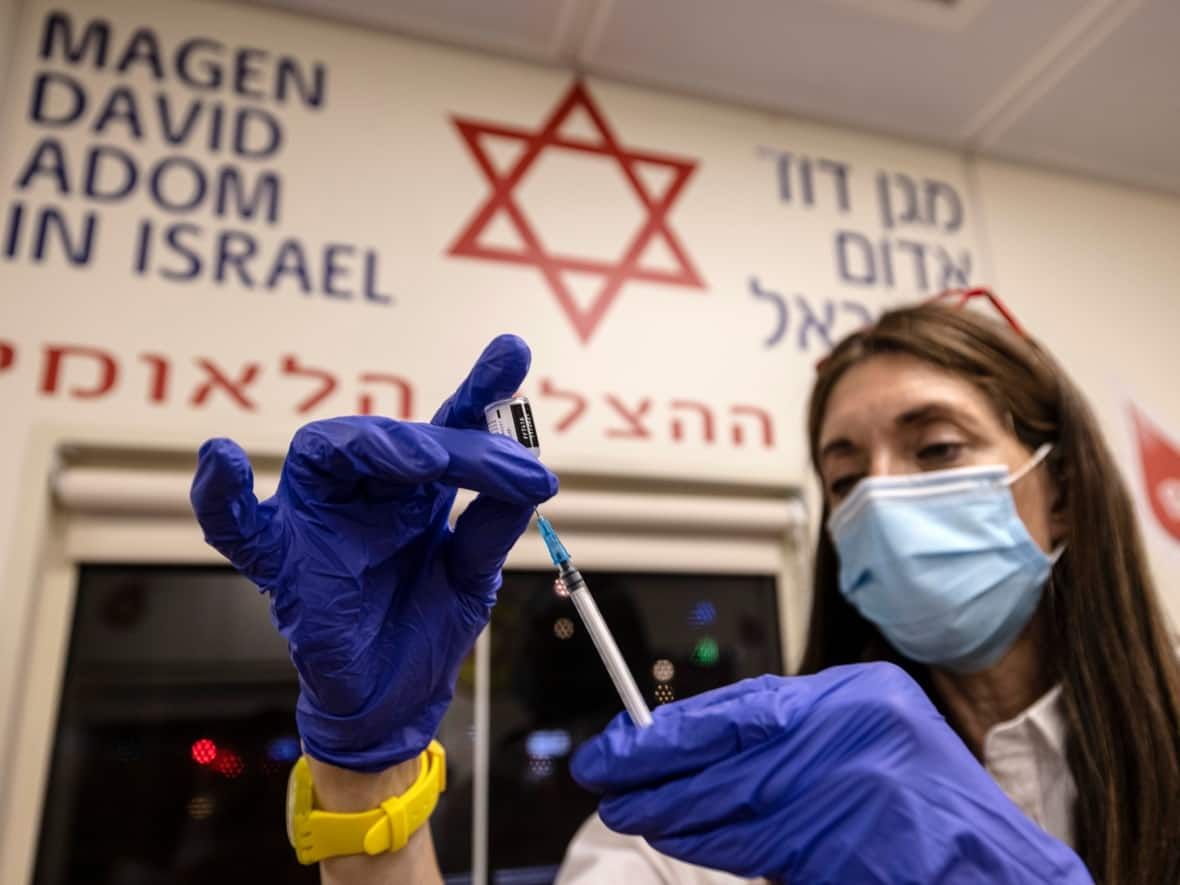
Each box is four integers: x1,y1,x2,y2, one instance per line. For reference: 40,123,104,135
485,396,540,453
510,401,539,450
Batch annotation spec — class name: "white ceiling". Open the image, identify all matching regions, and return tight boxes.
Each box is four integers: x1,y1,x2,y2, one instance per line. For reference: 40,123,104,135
240,0,1180,195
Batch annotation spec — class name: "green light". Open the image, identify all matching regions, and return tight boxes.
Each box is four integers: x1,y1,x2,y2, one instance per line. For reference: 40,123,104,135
692,636,719,667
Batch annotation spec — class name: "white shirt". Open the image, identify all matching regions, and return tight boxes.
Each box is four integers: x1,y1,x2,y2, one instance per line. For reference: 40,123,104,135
554,685,1075,884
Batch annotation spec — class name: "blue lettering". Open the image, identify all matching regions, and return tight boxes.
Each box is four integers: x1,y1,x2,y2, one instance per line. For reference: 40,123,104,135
935,247,971,288
215,230,256,285
2,203,96,265
36,12,326,111
925,180,963,233
130,227,393,303
749,276,788,348
836,230,875,286
216,167,280,223
323,243,353,298
133,218,151,273
795,296,835,351
149,157,206,213
84,144,137,201
40,11,109,66
276,57,326,108
4,202,25,258
28,72,86,127
175,38,225,90
234,47,268,99
161,222,203,280
207,102,225,151
233,107,282,159
363,251,391,304
16,138,70,194
896,239,928,290
115,27,163,78
33,206,97,265
265,239,311,292
878,237,895,287
817,158,850,213
156,94,204,145
92,86,143,140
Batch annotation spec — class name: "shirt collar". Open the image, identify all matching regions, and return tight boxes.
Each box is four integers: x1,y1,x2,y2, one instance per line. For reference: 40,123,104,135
982,682,1068,763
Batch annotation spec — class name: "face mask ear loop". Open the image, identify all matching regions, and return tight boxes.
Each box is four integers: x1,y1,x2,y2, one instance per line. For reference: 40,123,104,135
1003,443,1065,560
1004,442,1054,487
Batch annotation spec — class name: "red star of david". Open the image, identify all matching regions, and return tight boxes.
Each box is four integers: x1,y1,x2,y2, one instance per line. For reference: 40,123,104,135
448,81,705,344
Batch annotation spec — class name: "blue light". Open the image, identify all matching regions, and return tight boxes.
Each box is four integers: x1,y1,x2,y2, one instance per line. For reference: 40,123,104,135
525,729,572,759
689,600,717,627
266,735,301,763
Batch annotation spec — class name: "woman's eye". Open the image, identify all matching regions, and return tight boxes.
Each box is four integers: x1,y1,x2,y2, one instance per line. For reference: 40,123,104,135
918,442,963,463
829,475,862,499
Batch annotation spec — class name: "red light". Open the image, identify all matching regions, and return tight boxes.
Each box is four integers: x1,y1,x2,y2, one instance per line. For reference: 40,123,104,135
191,738,217,766
212,749,244,779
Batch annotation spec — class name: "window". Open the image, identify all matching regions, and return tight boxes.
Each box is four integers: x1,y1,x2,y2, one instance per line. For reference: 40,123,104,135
34,565,781,885
12,444,804,884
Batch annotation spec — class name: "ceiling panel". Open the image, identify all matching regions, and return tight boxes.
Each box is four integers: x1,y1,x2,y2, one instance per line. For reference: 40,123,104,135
230,0,1180,195
985,0,1180,193
578,0,1086,146
249,0,575,61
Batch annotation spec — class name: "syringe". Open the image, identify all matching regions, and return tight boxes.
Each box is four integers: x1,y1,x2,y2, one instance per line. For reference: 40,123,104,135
536,514,653,728
480,393,652,727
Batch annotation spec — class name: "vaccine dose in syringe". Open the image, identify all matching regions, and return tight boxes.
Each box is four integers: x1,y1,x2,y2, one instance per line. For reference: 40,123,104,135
483,393,653,728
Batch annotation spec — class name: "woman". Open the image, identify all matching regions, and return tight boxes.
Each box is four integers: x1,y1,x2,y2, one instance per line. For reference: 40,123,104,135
559,296,1180,884
802,298,1180,883
191,298,1180,884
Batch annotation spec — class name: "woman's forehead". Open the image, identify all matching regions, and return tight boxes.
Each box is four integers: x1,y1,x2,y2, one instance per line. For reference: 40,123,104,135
819,354,1002,445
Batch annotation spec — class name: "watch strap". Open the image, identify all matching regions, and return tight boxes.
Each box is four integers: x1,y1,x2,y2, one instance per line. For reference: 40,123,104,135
292,740,446,864
364,740,446,854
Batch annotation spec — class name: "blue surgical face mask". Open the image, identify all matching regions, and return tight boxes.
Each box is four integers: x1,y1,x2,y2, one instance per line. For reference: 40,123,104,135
827,443,1061,673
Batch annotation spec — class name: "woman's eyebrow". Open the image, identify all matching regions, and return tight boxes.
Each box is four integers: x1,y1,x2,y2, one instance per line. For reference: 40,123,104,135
819,437,858,463
896,402,981,432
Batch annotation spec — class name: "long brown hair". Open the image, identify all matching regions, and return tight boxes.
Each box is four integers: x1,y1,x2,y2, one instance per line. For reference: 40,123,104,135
799,303,1180,884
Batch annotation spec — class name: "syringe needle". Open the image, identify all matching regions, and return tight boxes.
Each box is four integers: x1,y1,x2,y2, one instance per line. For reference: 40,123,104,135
535,514,653,728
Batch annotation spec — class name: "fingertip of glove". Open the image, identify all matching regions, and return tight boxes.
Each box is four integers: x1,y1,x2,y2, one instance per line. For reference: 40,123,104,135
196,436,243,464
469,334,531,403
596,795,631,833
434,336,533,429
570,738,605,791
476,433,559,503
481,334,531,375
570,707,636,790
534,464,560,502
192,438,251,503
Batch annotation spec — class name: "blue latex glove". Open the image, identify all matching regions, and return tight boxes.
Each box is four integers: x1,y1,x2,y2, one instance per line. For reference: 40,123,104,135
190,335,557,771
572,663,1093,884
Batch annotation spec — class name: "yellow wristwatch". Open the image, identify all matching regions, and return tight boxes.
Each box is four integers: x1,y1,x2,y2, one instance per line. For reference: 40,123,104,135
286,740,446,865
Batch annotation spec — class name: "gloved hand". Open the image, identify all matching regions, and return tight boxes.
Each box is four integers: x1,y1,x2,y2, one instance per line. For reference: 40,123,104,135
572,663,1093,884
190,335,557,771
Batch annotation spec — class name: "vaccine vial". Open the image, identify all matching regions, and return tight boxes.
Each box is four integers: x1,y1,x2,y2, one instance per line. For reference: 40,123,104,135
484,396,540,456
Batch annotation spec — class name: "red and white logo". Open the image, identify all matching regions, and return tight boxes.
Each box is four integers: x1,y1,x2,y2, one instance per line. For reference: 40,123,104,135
448,82,705,344
1130,402,1180,544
